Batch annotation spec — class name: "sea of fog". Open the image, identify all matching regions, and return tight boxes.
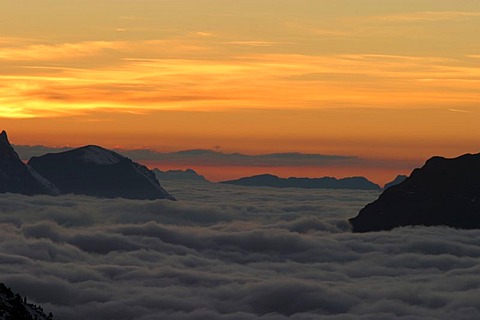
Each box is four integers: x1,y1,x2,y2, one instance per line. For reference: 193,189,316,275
1,181,479,320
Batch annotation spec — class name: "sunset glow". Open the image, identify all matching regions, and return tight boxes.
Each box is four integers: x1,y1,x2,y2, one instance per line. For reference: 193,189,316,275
1,0,479,184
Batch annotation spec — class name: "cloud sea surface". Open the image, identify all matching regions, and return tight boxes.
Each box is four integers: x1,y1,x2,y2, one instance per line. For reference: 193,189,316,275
0,181,479,319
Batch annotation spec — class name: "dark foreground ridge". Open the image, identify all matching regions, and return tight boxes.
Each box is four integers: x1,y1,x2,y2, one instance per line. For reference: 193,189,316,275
29,145,175,200
350,153,480,232
221,174,380,190
383,174,407,190
0,131,59,196
0,283,53,320
1,130,174,200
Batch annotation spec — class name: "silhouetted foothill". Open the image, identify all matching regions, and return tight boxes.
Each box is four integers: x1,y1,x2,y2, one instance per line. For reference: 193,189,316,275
350,153,480,232
0,130,59,196
0,283,53,320
221,174,380,190
28,145,175,200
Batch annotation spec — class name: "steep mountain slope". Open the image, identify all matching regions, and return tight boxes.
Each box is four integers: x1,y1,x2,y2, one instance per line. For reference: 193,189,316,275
28,145,175,200
0,283,53,320
0,131,59,196
383,175,407,190
350,153,480,232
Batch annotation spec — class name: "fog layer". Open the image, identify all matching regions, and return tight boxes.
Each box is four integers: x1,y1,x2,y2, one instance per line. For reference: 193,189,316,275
1,182,479,319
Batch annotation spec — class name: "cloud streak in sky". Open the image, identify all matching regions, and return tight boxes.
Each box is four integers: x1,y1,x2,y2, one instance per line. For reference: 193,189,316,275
0,41,124,61
1,36,479,119
118,149,360,168
14,144,394,169
371,11,480,22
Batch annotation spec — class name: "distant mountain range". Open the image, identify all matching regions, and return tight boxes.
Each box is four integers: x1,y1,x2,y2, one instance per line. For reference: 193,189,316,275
154,168,208,182
0,283,52,320
221,174,381,190
350,153,480,232
0,131,174,200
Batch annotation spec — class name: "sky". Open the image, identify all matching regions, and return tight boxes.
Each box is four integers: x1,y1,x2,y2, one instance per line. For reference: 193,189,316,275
1,0,480,183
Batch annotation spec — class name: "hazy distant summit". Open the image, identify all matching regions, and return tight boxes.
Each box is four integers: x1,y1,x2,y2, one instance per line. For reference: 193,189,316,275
154,168,208,182
350,153,480,232
221,174,380,190
0,131,59,196
29,145,175,200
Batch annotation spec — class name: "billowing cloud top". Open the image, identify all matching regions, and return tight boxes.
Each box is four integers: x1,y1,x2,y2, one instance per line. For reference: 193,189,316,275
0,180,479,319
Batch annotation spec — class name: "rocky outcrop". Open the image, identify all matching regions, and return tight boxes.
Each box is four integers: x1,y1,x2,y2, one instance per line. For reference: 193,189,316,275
0,283,53,320
383,175,407,190
350,153,480,232
0,131,59,196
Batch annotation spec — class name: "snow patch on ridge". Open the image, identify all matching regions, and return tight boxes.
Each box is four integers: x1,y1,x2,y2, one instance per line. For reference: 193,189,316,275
80,146,121,165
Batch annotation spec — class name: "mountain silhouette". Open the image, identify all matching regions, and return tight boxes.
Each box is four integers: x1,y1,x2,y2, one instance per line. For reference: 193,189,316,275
28,145,175,200
221,174,380,190
383,175,407,190
0,131,59,196
350,153,480,232
154,168,208,182
0,283,53,320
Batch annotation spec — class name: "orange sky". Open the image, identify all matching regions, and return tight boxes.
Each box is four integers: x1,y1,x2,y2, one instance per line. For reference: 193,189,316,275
1,1,480,184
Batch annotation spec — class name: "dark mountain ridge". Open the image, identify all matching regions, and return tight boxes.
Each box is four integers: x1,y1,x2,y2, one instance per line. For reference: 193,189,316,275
221,174,380,190
0,283,53,320
383,174,408,190
0,131,59,196
350,153,480,232
28,145,175,200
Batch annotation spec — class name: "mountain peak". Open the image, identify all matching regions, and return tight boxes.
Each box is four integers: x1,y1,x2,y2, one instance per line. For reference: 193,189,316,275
0,130,19,160
1,130,10,145
154,168,208,182
77,145,122,165
0,131,59,195
350,152,480,232
29,145,175,200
